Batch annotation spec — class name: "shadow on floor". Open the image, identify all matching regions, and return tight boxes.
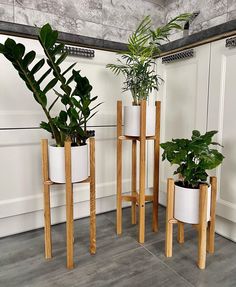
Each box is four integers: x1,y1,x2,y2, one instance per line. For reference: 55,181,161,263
0,204,235,287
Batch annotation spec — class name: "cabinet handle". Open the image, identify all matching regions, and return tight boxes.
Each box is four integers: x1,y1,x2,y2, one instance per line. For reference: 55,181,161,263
162,49,194,64
225,37,236,48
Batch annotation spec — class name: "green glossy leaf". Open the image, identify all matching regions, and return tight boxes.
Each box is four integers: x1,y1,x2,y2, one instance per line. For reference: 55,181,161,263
160,130,224,188
62,62,76,76
56,52,67,65
13,43,25,59
40,121,52,133
5,38,16,50
23,51,36,67
37,68,52,85
0,43,5,53
39,23,52,46
43,77,58,93
59,110,67,122
61,95,70,105
31,58,45,74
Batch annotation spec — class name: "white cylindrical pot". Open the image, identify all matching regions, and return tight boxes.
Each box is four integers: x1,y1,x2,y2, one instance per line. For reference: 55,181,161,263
48,144,88,183
174,184,211,224
124,105,156,136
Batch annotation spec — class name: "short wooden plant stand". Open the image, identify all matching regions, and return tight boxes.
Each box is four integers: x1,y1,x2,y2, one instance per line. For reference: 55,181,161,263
117,100,161,243
41,137,96,269
165,176,217,269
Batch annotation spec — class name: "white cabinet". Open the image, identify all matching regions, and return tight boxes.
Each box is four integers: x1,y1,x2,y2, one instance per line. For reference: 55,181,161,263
150,44,211,204
156,39,236,241
207,38,236,241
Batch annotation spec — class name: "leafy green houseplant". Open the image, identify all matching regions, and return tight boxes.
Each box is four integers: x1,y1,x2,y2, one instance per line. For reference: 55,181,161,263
0,23,101,183
160,130,224,188
160,130,224,224
0,23,101,147
106,14,191,137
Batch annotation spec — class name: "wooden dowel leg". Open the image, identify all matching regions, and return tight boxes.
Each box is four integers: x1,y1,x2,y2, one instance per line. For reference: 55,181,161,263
165,178,174,257
139,100,146,244
207,176,217,254
117,101,123,235
65,140,74,269
152,101,161,232
177,221,184,244
89,138,96,254
131,140,137,225
41,139,52,259
198,184,208,269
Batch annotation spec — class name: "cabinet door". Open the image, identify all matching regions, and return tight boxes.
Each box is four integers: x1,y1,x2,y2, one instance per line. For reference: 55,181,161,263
208,39,236,241
148,44,210,204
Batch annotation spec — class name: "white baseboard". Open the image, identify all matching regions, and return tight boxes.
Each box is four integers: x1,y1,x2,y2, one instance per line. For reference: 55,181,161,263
215,216,236,242
1,188,235,243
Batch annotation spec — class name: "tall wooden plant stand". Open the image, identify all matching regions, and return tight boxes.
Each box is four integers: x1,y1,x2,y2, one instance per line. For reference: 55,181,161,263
165,176,217,269
117,100,161,243
41,137,96,269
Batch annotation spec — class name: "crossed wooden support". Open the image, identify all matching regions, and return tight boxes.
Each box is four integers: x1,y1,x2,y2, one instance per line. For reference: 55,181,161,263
116,100,161,243
165,176,217,269
41,137,96,269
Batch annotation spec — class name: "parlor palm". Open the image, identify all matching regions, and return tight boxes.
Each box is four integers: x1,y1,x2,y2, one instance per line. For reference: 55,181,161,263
107,13,191,105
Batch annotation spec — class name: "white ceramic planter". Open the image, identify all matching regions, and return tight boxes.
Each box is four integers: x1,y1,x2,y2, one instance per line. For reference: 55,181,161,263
48,144,88,183
124,105,156,136
174,184,211,224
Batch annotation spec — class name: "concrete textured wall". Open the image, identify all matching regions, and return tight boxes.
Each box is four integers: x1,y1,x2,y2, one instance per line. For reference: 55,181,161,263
0,0,165,43
0,0,235,44
166,0,236,42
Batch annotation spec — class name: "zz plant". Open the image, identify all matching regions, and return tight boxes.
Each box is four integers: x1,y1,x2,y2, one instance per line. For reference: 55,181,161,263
160,130,224,188
106,13,191,105
0,24,101,147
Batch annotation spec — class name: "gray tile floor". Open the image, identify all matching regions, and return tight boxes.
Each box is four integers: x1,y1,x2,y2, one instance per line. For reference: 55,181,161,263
0,204,236,287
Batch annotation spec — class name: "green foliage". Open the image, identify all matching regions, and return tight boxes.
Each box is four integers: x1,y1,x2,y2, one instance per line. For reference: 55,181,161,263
0,23,101,146
160,130,224,188
106,13,191,105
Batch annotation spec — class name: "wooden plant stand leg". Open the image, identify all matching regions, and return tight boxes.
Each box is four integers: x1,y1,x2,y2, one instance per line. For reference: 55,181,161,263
139,100,146,244
152,101,161,232
177,222,185,244
165,178,174,257
207,176,217,254
65,140,74,269
41,139,52,259
89,137,96,254
131,139,137,225
117,101,123,235
198,184,208,270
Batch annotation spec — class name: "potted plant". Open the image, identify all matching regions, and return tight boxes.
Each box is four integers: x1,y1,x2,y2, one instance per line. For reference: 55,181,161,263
0,24,101,183
160,130,224,224
106,14,191,136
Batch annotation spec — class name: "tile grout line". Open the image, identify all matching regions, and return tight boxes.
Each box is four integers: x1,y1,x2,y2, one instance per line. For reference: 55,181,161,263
140,244,195,287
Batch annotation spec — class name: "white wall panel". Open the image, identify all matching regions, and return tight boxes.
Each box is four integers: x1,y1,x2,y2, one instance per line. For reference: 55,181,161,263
148,45,211,200
208,38,236,231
